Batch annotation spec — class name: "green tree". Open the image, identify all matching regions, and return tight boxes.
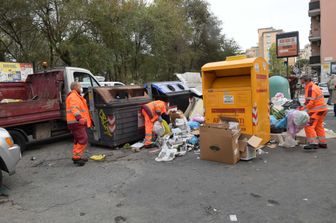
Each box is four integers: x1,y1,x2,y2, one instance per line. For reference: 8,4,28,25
295,59,309,74
269,43,286,76
0,0,241,82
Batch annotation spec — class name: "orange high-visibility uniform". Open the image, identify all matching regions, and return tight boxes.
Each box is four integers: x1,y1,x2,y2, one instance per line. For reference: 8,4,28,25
303,82,328,144
66,90,93,159
141,100,167,146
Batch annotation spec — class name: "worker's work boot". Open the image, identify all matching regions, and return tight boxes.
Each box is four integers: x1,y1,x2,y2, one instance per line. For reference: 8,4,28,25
72,158,86,166
303,144,318,150
81,157,89,162
318,144,328,149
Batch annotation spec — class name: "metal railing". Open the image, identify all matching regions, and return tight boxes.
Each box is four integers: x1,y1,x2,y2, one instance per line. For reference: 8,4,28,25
309,56,321,64
309,1,320,11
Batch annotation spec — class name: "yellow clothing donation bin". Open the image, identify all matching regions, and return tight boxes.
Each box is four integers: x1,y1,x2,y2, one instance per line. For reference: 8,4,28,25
201,56,270,144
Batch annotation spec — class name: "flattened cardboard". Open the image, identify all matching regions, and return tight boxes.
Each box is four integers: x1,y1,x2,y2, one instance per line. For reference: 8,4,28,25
200,124,240,165
247,136,263,148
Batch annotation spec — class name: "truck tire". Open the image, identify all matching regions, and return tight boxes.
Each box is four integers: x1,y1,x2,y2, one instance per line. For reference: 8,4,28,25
0,171,2,187
9,130,27,152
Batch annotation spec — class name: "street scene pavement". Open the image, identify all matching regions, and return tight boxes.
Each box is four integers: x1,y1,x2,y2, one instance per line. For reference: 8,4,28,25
0,113,335,223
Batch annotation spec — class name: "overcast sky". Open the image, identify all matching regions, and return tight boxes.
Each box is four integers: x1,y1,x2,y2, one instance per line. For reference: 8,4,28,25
208,0,310,50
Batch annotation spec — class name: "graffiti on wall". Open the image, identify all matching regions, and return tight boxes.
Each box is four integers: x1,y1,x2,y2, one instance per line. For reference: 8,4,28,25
99,109,116,137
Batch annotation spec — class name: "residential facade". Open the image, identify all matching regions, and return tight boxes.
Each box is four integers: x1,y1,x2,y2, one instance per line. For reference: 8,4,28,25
309,0,336,82
246,46,259,58
258,27,283,63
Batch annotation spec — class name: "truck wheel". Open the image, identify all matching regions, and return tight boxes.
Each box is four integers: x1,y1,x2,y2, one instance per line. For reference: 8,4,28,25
9,130,27,152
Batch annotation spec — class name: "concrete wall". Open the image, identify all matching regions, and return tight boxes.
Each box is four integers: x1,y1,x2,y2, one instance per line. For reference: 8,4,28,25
321,0,336,63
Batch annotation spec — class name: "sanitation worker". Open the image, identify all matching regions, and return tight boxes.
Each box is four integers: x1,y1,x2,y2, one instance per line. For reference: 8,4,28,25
299,75,328,150
66,82,93,166
141,100,168,148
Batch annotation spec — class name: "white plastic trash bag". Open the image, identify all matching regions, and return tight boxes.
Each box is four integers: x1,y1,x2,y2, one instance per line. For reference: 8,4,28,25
293,111,309,126
279,133,297,148
153,121,165,137
271,92,288,106
155,139,177,162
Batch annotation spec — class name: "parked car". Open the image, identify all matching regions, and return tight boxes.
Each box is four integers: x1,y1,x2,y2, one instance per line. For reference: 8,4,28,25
318,83,330,97
99,81,125,87
0,128,21,186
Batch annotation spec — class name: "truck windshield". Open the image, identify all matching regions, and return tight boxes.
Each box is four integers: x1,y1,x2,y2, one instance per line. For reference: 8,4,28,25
74,72,99,89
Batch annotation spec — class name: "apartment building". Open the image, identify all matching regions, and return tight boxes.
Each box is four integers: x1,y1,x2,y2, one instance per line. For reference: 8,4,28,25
258,27,283,63
309,0,336,82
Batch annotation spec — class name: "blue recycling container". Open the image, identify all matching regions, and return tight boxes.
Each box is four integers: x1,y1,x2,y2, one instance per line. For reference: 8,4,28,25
145,81,191,112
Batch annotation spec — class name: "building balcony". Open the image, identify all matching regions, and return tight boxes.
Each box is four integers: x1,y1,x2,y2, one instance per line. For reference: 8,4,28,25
309,33,321,42
309,1,321,17
309,56,321,66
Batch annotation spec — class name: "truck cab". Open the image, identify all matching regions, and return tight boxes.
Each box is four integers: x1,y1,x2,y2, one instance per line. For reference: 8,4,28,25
44,67,100,94
0,67,100,150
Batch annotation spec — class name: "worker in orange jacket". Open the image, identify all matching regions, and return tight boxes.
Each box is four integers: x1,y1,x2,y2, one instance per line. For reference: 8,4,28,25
299,75,328,150
141,100,168,148
66,82,93,166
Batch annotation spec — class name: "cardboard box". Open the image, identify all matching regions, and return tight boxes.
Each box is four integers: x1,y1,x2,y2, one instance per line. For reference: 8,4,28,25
200,124,240,165
238,134,256,161
240,146,257,161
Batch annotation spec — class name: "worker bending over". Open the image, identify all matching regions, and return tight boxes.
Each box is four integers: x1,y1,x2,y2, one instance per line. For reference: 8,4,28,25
142,100,168,148
66,82,93,166
299,75,328,150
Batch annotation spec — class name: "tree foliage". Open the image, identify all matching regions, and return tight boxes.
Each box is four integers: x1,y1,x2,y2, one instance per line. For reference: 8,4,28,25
269,43,286,76
0,0,240,83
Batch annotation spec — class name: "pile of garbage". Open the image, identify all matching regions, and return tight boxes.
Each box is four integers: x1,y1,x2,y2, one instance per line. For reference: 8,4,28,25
153,99,205,162
269,92,336,148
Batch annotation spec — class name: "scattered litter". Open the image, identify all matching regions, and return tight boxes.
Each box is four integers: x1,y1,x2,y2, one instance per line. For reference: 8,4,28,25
148,148,161,154
325,128,336,139
303,198,309,201
191,129,200,136
204,206,219,216
297,128,336,139
247,136,263,148
271,93,288,106
267,199,280,206
229,214,238,222
279,133,297,148
114,216,127,223
257,149,268,155
250,193,262,198
188,121,200,130
131,142,144,152
123,143,131,149
192,115,205,123
153,121,166,137
90,154,106,161
31,156,36,161
80,212,86,216
267,143,277,149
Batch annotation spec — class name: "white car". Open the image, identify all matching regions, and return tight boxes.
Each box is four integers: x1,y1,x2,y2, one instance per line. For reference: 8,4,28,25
100,81,125,87
318,83,330,97
0,128,21,186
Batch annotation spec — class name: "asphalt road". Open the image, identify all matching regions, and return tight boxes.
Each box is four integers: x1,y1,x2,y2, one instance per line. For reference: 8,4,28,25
1,114,336,223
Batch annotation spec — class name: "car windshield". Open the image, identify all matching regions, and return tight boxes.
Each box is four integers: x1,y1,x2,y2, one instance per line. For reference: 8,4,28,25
319,83,327,87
